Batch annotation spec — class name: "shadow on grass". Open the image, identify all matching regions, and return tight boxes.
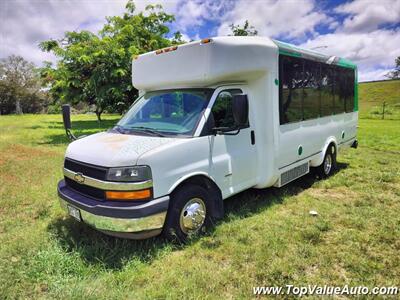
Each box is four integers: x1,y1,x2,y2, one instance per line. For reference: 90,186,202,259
48,162,348,269
223,161,348,220
38,119,118,146
48,217,173,270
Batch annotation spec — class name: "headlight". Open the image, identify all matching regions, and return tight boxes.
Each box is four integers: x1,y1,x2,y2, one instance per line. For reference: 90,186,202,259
107,166,152,182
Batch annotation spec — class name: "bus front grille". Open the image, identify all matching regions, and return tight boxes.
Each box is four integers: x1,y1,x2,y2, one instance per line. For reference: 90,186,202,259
64,158,108,181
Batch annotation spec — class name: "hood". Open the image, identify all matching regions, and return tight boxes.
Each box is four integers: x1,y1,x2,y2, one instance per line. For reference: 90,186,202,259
65,131,175,167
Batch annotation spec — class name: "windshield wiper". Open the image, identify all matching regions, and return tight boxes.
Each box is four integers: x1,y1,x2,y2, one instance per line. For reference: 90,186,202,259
111,125,127,134
129,126,166,137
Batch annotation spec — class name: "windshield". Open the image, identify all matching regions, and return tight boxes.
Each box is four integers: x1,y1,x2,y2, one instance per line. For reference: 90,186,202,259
117,89,213,137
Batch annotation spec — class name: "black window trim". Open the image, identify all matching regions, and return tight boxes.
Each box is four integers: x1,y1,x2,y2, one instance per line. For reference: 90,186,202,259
122,88,215,138
279,54,355,125
303,58,321,120
200,88,250,136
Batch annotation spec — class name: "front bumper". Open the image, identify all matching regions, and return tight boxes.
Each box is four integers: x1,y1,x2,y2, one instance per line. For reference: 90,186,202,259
57,180,169,239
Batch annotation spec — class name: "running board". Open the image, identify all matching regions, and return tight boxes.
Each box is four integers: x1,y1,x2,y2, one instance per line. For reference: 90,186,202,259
275,162,309,187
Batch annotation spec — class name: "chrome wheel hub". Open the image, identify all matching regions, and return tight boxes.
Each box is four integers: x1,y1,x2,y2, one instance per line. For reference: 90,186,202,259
324,153,332,175
179,198,206,234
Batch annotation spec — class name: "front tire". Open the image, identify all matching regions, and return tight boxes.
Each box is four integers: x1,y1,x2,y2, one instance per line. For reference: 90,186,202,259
163,184,213,243
316,145,337,178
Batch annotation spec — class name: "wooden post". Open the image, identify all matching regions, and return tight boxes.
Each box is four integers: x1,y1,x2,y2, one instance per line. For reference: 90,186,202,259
382,102,386,120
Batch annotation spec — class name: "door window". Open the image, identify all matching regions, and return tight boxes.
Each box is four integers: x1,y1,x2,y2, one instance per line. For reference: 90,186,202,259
211,89,244,128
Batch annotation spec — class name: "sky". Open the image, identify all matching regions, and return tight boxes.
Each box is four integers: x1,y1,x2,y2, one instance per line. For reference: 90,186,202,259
1,0,399,82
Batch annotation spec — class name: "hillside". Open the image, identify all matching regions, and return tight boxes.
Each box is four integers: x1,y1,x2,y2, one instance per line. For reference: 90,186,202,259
358,79,400,119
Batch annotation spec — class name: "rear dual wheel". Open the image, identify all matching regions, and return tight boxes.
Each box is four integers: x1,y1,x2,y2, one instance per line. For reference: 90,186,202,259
316,144,337,178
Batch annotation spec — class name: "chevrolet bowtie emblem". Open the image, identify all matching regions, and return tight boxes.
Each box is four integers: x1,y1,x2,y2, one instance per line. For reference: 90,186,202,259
74,172,85,184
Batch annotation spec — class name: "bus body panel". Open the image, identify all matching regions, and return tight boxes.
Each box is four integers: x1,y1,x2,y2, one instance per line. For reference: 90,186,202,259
278,113,358,171
137,85,259,200
59,36,358,239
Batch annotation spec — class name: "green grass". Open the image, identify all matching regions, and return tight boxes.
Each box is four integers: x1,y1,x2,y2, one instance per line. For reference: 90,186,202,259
1,112,399,299
359,80,400,119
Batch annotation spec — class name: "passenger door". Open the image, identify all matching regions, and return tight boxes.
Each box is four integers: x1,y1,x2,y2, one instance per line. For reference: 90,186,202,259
206,88,257,197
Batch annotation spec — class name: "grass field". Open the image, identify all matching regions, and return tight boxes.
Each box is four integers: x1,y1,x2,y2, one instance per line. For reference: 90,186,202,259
358,79,400,119
1,83,399,298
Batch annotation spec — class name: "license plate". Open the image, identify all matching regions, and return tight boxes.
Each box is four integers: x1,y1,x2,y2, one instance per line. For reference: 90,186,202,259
67,205,81,222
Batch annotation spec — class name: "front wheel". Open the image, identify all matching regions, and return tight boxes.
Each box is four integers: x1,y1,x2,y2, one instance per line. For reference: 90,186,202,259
163,184,213,243
316,145,337,178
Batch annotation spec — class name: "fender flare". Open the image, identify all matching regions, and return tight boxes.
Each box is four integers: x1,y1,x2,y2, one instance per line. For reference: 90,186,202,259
310,136,338,167
167,172,216,194
168,172,224,219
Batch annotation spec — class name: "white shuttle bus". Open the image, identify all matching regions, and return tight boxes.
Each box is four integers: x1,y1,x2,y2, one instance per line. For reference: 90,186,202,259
58,36,358,240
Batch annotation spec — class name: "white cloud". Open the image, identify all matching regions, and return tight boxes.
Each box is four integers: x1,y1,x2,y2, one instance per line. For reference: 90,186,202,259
358,68,393,82
299,0,400,82
216,0,329,39
300,29,400,82
0,0,177,66
171,0,234,35
300,29,400,70
213,0,400,81
1,0,399,82
0,0,128,65
180,32,200,42
335,0,400,33
175,1,208,28
328,21,340,31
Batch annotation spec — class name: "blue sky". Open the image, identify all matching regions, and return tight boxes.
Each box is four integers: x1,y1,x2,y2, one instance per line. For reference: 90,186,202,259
1,0,399,81
171,0,351,43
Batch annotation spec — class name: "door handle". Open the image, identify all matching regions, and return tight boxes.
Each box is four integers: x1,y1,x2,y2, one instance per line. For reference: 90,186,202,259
251,130,255,145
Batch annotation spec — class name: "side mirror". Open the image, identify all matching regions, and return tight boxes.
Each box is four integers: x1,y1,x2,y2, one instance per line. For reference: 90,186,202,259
62,104,72,129
232,94,249,128
61,104,76,140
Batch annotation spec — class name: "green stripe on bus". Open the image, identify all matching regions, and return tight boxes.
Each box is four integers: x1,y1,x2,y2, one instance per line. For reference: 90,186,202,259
337,58,356,69
354,69,359,111
279,49,302,58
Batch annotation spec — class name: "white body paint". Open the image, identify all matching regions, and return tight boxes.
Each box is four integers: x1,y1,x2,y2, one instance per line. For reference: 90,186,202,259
65,36,358,199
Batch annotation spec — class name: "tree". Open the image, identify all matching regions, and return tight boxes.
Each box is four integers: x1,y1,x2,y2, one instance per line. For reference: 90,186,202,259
0,55,43,115
385,56,400,79
40,1,176,121
229,20,258,36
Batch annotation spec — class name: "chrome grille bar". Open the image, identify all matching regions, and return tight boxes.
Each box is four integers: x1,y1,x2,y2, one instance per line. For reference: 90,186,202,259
63,168,152,191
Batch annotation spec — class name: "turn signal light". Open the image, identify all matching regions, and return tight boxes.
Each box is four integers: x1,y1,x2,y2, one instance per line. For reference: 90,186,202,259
155,46,178,55
201,38,212,44
164,46,178,52
106,189,151,201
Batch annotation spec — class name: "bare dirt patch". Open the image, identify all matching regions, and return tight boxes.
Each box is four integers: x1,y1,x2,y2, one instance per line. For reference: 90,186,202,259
307,187,359,201
1,173,18,184
0,144,56,164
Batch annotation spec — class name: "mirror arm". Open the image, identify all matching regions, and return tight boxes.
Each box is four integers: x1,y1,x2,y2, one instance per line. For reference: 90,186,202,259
222,128,241,136
212,126,241,136
65,128,77,141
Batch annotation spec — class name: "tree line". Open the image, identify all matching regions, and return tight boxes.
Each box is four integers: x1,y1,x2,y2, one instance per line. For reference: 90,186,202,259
0,0,398,118
0,55,51,115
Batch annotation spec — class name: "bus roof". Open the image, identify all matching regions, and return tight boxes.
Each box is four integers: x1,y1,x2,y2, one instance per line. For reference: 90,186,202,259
132,36,356,91
273,39,357,69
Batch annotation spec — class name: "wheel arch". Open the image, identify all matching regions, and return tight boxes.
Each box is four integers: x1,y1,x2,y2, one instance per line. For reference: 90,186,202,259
310,136,338,167
168,173,224,219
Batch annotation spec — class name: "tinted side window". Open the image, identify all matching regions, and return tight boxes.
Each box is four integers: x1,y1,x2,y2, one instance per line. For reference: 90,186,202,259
303,60,321,120
280,56,303,124
345,68,355,112
334,66,346,114
320,64,334,116
211,90,242,128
